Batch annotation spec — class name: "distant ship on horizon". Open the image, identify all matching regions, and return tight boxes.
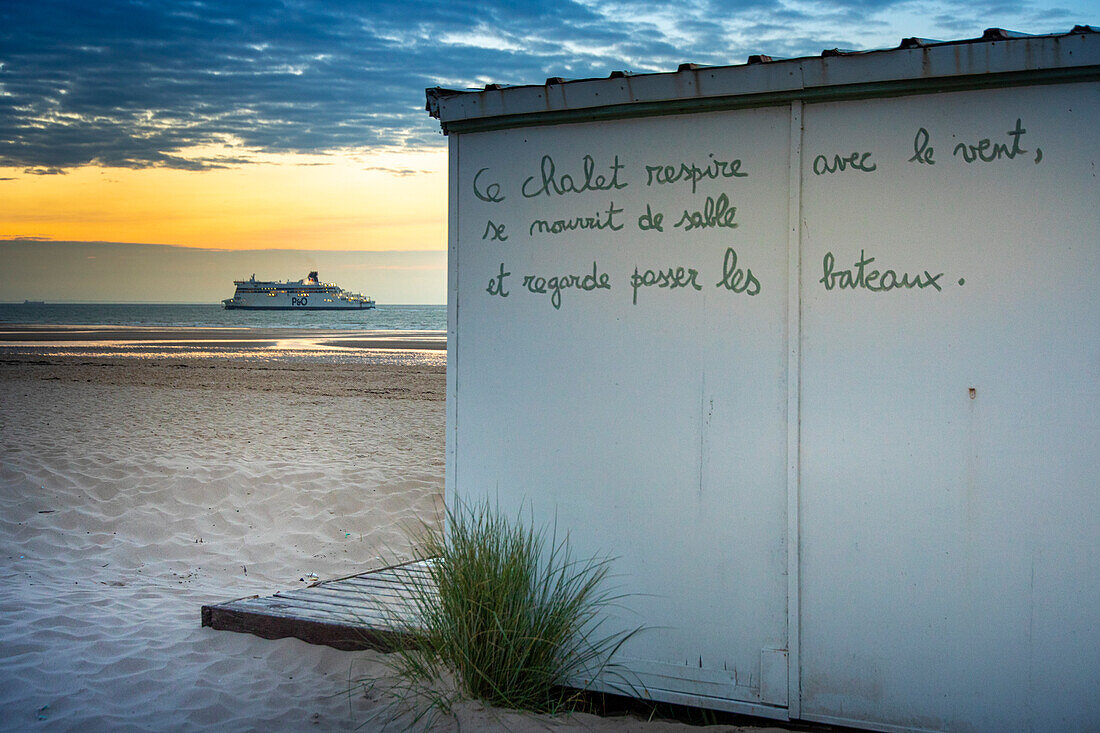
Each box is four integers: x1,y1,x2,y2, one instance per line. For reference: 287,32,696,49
221,271,376,310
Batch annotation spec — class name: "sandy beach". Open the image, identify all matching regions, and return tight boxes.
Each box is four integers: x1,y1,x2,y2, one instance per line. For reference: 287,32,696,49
0,329,790,732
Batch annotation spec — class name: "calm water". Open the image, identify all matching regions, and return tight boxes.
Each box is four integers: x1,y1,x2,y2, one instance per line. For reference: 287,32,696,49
0,302,446,331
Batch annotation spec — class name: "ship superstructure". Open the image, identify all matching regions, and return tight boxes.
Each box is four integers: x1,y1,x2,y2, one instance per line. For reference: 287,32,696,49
222,272,376,310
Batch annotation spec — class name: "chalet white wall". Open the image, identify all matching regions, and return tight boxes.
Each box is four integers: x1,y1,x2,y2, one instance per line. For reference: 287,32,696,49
451,107,794,715
441,56,1099,732
798,82,1100,732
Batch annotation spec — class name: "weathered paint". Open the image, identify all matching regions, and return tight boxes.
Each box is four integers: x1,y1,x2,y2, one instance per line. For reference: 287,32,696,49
797,83,1099,732
448,108,793,716
434,30,1099,733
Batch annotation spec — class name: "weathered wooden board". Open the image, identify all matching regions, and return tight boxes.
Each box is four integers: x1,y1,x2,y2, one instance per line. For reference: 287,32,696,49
200,559,434,652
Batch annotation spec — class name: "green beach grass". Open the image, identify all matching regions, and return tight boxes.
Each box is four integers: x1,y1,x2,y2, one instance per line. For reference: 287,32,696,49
363,499,640,728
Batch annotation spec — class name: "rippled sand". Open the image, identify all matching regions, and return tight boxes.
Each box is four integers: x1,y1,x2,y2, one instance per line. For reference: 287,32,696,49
0,356,445,731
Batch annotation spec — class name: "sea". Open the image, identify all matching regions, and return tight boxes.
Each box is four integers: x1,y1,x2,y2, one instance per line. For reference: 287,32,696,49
0,302,447,365
0,302,445,331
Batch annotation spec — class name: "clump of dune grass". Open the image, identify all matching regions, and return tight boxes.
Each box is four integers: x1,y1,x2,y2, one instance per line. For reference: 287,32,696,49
361,499,639,728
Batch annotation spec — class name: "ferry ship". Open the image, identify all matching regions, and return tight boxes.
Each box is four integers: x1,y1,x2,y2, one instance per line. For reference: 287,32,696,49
222,272,376,310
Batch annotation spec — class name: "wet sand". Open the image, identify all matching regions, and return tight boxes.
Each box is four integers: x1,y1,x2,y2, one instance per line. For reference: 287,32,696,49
0,324,446,352
0,325,446,367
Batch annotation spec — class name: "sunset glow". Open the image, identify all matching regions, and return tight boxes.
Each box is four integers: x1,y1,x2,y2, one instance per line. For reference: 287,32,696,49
0,149,447,251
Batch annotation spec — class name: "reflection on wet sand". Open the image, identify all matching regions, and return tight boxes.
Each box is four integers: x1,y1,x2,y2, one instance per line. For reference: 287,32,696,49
0,325,446,365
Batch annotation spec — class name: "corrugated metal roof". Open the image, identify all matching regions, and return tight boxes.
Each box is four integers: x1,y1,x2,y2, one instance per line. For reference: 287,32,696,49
425,26,1099,134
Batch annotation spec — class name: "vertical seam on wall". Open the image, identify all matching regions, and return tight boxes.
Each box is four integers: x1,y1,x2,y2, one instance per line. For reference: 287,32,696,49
446,134,460,514
786,99,804,720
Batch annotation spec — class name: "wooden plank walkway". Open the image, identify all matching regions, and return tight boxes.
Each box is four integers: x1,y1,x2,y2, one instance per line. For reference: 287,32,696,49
201,559,436,651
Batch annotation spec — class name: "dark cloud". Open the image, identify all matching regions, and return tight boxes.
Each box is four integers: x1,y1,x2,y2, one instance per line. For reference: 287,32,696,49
1035,6,1077,19
0,0,1086,171
364,166,432,176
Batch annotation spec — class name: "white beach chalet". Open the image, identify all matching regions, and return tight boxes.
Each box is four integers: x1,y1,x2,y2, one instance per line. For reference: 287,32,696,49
426,28,1099,733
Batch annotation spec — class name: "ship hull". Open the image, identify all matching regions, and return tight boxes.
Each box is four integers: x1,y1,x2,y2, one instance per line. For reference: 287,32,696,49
223,304,375,310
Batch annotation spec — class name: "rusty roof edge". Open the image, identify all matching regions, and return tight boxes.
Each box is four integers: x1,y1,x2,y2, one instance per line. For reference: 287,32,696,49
425,27,1098,127
437,66,1097,138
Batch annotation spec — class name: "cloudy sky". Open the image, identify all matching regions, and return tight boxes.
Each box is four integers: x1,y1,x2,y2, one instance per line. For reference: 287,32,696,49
1,0,1095,302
